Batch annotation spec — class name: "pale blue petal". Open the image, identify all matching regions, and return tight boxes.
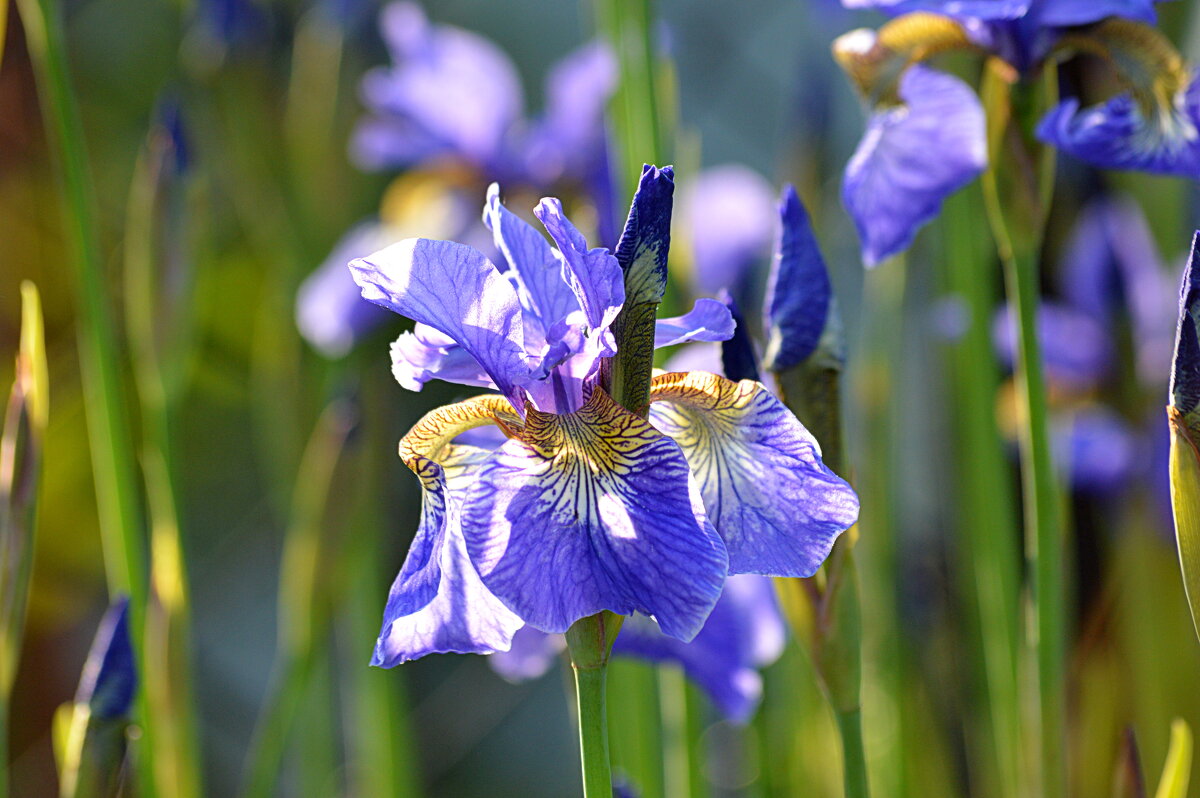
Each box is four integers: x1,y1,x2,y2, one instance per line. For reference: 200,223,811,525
349,238,530,405
682,165,776,294
488,625,565,682
844,66,986,266
461,388,728,641
839,0,1028,18
650,373,858,576
653,298,736,348
390,323,494,392
534,197,625,333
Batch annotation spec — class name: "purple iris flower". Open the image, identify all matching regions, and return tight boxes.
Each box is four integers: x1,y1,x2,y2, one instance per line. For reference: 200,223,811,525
298,3,617,357
349,168,859,666
835,0,1190,265
680,166,777,295
491,575,786,723
993,302,1112,390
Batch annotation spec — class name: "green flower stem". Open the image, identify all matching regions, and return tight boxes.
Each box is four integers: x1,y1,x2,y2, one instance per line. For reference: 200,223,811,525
16,0,157,791
980,60,1063,798
940,188,1022,797
566,612,623,798
836,707,870,798
594,0,663,200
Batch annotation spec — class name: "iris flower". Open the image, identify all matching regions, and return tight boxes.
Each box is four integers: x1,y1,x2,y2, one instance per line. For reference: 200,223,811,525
297,1,616,357
834,0,1200,265
349,167,859,666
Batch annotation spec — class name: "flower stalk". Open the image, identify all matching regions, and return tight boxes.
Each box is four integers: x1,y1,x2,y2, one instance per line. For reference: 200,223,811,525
566,612,624,798
980,60,1064,798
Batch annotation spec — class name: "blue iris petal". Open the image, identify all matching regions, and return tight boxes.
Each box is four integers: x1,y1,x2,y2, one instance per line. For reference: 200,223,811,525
843,66,987,266
76,598,137,720
763,185,832,371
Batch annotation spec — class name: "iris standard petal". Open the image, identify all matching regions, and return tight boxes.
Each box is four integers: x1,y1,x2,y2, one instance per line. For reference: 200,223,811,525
374,396,525,666
681,165,777,295
843,65,987,266
762,185,832,371
1170,233,1200,416
349,238,530,405
649,372,859,576
612,574,785,722
653,298,737,348
1037,75,1200,178
534,197,625,333
483,184,579,337
356,2,523,171
461,387,728,641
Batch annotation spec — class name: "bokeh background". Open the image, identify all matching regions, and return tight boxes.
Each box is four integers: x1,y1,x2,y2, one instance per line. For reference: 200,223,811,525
4,0,1200,796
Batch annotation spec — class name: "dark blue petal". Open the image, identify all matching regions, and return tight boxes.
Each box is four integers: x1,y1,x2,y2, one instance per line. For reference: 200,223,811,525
649,373,859,576
993,302,1112,390
615,165,676,303
763,185,832,370
349,238,530,406
1033,0,1158,26
75,598,137,720
843,66,986,266
612,575,785,722
681,165,776,295
1037,73,1200,178
1170,232,1200,415
461,388,728,641
653,298,736,348
719,295,762,383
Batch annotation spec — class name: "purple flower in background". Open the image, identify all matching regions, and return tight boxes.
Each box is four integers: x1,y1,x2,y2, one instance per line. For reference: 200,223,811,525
492,575,786,722
349,168,859,666
681,165,777,295
352,1,614,185
993,302,1112,390
297,3,617,357
76,598,137,720
839,59,987,267
833,0,1193,265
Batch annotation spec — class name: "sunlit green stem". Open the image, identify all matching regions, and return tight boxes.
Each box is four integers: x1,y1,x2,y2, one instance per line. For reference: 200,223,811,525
594,0,664,200
16,0,155,791
836,708,870,798
566,613,622,798
980,60,1063,798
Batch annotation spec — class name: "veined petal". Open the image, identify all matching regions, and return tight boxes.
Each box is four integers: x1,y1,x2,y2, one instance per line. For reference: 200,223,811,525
649,372,859,576
390,323,494,391
534,197,625,332
1036,75,1200,178
483,184,579,336
612,574,786,722
349,238,530,406
461,387,728,641
653,298,736,348
844,66,986,266
374,396,525,667
763,185,832,370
